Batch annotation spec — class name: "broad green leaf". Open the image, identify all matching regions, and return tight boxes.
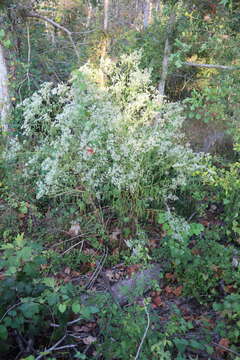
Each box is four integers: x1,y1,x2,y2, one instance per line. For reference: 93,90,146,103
72,303,81,314
0,325,8,340
58,303,67,313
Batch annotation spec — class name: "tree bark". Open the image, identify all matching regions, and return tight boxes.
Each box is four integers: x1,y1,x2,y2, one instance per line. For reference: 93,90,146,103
158,10,176,100
183,61,240,71
103,0,109,32
0,43,11,133
143,0,152,29
100,0,110,87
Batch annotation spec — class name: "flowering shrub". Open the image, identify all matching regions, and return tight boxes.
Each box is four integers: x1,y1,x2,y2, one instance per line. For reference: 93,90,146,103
7,52,204,218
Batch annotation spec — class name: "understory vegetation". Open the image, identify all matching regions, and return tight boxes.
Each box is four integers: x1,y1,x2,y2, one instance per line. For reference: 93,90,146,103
1,1,240,359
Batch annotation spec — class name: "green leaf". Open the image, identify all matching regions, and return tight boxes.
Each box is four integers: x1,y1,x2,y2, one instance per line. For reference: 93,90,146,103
58,303,67,313
20,302,39,319
189,339,204,350
3,39,11,48
0,325,8,340
74,352,87,359
88,306,99,314
173,338,188,353
19,247,32,261
157,212,166,224
0,29,5,40
15,233,26,247
72,303,81,314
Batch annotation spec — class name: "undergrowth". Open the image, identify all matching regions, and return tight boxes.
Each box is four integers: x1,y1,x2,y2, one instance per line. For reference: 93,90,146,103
1,52,240,359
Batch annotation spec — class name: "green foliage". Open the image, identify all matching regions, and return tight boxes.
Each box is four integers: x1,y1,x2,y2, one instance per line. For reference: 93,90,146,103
0,233,99,357
6,52,204,226
214,294,240,344
201,161,240,239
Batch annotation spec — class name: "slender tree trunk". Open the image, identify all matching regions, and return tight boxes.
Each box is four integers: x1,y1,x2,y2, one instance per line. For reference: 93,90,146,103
158,11,176,101
143,0,152,29
0,44,11,133
100,0,110,86
104,0,109,32
155,0,162,13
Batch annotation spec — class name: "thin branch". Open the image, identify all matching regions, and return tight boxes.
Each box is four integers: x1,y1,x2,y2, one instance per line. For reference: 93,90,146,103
51,344,77,351
26,12,80,60
35,334,67,360
61,240,84,255
85,246,108,290
183,61,240,71
134,304,150,360
0,302,22,322
212,342,240,357
26,21,31,91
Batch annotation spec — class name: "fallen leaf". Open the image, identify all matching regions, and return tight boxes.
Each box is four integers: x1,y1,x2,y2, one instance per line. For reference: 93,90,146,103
224,285,236,293
72,270,81,277
105,269,115,281
217,338,230,354
82,336,97,345
165,273,175,280
152,296,164,307
127,264,141,276
191,248,202,256
64,267,71,275
165,286,173,294
110,228,121,242
74,325,91,332
173,286,183,297
68,223,81,236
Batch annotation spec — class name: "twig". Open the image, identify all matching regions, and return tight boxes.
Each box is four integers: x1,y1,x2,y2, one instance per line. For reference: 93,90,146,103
212,342,240,357
85,247,108,290
51,344,77,351
50,315,83,329
35,334,67,360
188,212,197,222
0,302,21,322
61,240,84,255
26,12,80,60
134,303,150,360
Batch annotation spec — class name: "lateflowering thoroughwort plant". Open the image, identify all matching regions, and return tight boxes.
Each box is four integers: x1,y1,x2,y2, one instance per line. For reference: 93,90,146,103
5,51,205,221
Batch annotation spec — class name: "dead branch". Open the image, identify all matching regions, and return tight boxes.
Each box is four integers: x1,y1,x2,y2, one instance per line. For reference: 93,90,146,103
183,62,240,71
26,12,80,60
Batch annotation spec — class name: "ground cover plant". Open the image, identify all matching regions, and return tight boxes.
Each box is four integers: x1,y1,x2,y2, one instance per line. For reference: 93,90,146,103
1,1,240,359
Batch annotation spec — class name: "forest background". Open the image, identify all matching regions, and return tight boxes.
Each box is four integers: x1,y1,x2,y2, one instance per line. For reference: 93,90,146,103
1,0,240,359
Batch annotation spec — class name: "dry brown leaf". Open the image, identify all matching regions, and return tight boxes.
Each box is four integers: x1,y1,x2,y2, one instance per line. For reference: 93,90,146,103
82,336,97,345
152,296,164,307
68,223,81,236
75,325,91,332
64,267,71,275
173,286,183,297
165,286,173,294
217,338,230,354
165,273,175,280
127,264,141,276
109,228,121,242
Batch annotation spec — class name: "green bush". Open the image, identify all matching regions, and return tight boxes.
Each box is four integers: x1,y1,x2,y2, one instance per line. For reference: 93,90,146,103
6,52,205,225
0,233,99,358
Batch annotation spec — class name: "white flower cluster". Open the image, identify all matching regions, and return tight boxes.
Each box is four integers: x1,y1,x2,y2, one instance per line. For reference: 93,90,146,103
9,51,205,204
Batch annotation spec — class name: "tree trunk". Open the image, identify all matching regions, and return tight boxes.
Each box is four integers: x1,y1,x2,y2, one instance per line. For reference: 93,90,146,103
100,0,110,86
143,0,152,29
0,44,11,133
158,10,176,101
